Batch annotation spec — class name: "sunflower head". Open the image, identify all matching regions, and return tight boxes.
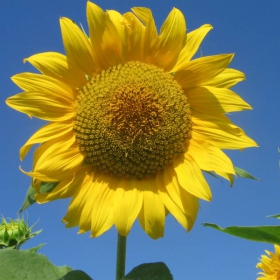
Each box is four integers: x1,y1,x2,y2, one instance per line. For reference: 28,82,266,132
6,2,257,239
257,245,280,280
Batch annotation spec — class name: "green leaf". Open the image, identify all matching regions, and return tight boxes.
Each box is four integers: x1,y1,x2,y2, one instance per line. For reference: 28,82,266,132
58,270,93,280
26,243,46,252
122,262,173,280
18,185,36,214
0,249,72,280
203,223,280,245
267,213,280,219
18,182,59,213
234,166,260,180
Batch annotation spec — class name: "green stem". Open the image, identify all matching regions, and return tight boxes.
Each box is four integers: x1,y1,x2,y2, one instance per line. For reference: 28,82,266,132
116,233,127,280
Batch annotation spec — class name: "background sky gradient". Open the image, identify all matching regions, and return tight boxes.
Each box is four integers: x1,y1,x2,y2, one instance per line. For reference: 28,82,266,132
1,0,280,279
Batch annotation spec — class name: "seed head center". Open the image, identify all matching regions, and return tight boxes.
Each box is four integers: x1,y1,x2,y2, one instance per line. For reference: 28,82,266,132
74,61,192,179
107,86,164,142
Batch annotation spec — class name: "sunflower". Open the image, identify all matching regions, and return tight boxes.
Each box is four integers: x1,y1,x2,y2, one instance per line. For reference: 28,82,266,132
257,245,280,279
6,2,257,239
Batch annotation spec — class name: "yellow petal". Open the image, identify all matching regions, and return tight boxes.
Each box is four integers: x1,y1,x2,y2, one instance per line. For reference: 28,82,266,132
159,166,185,211
89,174,116,237
174,54,234,88
20,167,59,182
186,86,252,114
173,24,213,71
107,10,126,49
11,73,75,100
63,173,92,229
34,147,84,180
157,167,191,230
33,133,75,168
131,7,152,24
143,15,159,63
25,52,87,88
113,178,143,236
30,134,83,180
187,138,235,174
6,91,74,121
275,245,280,256
86,2,122,69
138,178,165,239
60,17,96,76
156,8,186,70
20,122,73,161
132,7,158,64
123,12,145,60
179,187,199,231
78,174,97,233
36,171,86,203
64,172,116,236
205,68,245,88
192,112,258,149
173,154,212,201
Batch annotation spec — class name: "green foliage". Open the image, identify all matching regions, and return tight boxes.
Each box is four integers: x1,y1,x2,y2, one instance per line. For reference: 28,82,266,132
234,166,259,180
122,262,173,280
18,181,59,213
0,250,72,280
203,223,280,245
58,270,93,280
267,213,280,219
206,166,258,187
26,243,46,252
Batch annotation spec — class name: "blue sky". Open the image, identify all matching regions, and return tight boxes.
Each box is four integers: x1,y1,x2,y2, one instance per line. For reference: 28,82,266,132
1,0,280,279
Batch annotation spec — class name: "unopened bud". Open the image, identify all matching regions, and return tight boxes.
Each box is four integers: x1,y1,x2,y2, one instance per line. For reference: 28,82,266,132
0,217,41,249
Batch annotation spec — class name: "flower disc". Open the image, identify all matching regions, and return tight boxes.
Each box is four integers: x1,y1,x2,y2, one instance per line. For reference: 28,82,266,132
74,61,192,179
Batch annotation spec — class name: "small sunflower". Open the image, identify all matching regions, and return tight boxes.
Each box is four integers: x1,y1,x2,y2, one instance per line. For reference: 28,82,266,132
257,245,280,279
6,2,257,239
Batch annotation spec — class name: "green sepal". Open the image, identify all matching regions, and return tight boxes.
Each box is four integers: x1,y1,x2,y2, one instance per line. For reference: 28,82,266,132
234,166,259,180
203,223,280,245
18,181,59,213
0,217,42,249
122,262,173,280
0,249,72,280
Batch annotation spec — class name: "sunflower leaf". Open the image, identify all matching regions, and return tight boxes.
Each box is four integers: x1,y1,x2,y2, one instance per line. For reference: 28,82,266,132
203,223,280,245
267,213,280,219
58,270,93,280
0,249,72,280
26,243,46,252
122,262,173,280
18,182,59,213
234,166,260,180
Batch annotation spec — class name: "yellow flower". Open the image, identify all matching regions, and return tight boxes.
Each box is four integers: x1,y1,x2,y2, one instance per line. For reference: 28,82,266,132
257,245,280,279
6,2,257,239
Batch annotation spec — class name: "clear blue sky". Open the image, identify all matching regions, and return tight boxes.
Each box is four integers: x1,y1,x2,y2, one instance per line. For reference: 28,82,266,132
1,0,280,279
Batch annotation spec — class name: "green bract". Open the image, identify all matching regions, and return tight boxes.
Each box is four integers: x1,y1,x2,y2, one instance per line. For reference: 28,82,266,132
0,217,41,249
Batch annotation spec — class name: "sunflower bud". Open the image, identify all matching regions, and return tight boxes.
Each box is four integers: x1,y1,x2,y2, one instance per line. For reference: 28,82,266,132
0,217,41,249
